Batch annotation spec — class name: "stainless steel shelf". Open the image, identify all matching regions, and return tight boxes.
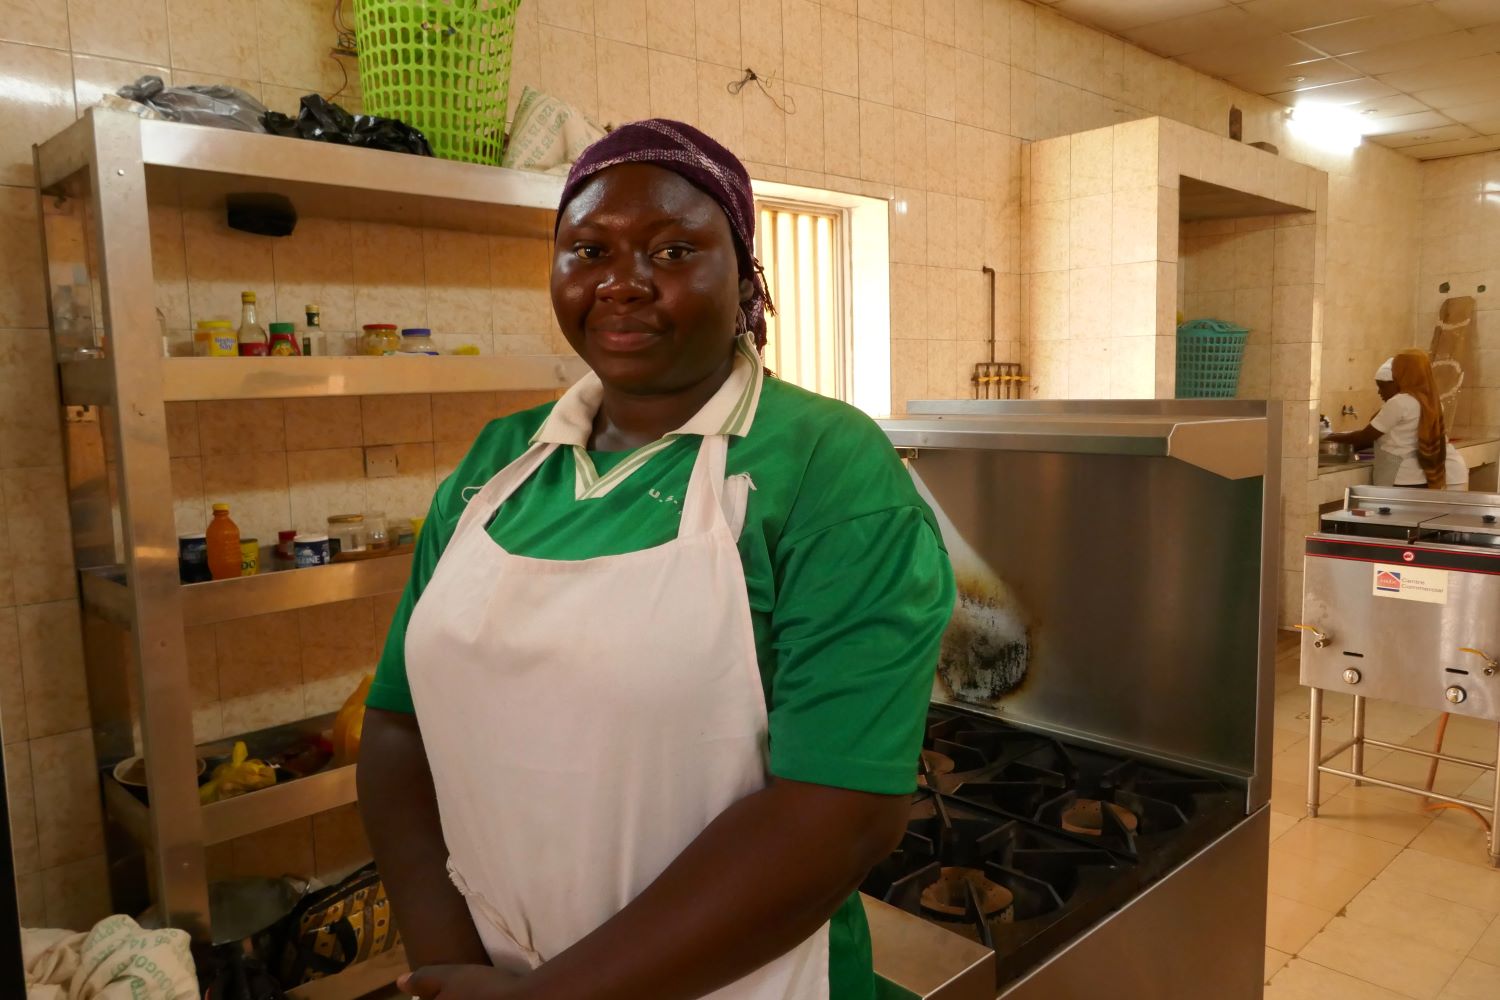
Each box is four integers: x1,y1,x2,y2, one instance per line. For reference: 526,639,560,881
38,114,568,238
82,555,414,629
105,713,358,848
63,355,587,405
162,355,587,401
287,946,407,1000
106,763,356,847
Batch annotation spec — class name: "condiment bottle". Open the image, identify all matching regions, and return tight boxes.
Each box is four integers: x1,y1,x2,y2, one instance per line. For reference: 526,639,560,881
237,292,269,357
304,304,320,356
269,322,300,356
206,504,242,581
359,324,400,356
199,319,237,357
398,328,439,355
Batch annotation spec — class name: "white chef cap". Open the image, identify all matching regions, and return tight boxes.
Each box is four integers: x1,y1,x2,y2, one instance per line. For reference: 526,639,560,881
1375,357,1394,382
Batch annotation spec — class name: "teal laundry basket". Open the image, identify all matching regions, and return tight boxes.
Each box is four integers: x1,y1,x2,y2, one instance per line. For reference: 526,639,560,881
1175,319,1249,399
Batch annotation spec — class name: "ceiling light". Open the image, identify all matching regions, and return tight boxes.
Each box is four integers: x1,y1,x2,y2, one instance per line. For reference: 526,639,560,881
1287,75,1307,83
1286,102,1365,152
1362,109,1378,115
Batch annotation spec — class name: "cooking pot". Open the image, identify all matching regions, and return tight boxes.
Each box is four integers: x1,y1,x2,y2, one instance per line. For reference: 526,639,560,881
1319,440,1353,462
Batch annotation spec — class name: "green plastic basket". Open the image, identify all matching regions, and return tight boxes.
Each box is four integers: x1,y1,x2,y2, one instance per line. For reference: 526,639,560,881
354,0,522,165
1175,319,1249,399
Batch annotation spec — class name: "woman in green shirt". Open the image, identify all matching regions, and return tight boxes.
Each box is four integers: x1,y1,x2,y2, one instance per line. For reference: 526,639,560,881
358,120,954,1000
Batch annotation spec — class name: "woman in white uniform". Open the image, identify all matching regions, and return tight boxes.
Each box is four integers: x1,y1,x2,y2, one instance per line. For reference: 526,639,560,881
1327,351,1466,490
357,121,955,1000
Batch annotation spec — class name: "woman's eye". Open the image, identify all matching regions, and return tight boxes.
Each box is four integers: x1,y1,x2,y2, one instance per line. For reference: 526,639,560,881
654,246,693,262
573,246,603,260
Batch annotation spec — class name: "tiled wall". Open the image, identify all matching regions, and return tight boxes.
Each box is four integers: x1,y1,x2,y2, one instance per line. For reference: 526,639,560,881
0,0,1431,929
1414,152,1500,430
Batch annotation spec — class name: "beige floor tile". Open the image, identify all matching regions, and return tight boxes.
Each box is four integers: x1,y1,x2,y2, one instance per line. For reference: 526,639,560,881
1268,845,1376,912
1363,700,1443,744
1265,892,1336,955
1265,947,1292,981
1362,748,1491,799
1301,915,1467,1000
1272,771,1349,815
1265,958,1414,1000
1408,809,1498,870
1272,727,1304,754
1273,818,1404,880
1472,915,1500,965
1313,785,1436,847
1269,811,1301,843
1439,958,1500,1000
1344,877,1493,955
1381,849,1500,915
1406,717,1499,760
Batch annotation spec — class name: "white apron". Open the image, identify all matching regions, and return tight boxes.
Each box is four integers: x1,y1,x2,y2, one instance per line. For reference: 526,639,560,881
404,434,831,999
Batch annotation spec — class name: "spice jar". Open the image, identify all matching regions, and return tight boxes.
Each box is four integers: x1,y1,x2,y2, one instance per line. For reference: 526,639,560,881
327,513,367,556
359,324,400,356
364,511,389,550
398,328,439,355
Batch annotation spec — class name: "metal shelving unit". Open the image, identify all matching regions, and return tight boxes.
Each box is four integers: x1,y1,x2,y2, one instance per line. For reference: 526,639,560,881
33,109,581,993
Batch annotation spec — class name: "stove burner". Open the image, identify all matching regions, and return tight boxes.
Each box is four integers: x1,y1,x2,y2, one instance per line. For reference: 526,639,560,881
920,867,1015,921
921,750,956,776
1060,799,1139,837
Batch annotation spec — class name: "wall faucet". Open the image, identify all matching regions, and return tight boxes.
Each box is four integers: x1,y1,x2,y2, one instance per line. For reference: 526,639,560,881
1341,405,1357,418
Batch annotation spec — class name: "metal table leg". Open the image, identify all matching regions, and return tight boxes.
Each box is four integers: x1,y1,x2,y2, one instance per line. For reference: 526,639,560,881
1307,687,1323,818
1351,695,1366,788
1491,725,1500,868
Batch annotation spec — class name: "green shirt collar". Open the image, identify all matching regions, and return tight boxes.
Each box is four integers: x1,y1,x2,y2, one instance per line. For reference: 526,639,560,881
530,335,764,499
532,334,764,448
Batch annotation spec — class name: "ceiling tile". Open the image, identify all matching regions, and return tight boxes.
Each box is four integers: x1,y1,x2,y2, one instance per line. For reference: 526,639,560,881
1338,29,1498,75
1378,123,1480,147
1387,134,1500,159
1443,97,1500,126
1236,0,1421,34
1293,5,1461,56
1378,52,1500,92
1123,6,1278,58
1051,0,1229,34
1358,109,1456,135
1432,0,1500,29
1340,93,1432,118
1225,57,1361,96
1416,80,1500,108
1267,76,1401,106
1173,33,1326,78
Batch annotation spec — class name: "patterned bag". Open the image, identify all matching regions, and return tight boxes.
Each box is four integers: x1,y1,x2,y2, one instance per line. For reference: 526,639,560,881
272,863,400,985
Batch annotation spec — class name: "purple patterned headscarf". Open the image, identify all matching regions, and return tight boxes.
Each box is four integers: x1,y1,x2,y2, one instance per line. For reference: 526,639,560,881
557,119,771,349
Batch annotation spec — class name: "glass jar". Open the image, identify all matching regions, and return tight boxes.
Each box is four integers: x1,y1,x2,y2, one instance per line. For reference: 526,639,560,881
364,511,389,550
359,324,401,356
398,328,439,355
327,514,367,556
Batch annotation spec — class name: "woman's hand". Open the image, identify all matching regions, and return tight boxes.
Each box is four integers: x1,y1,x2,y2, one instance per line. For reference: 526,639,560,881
400,965,526,999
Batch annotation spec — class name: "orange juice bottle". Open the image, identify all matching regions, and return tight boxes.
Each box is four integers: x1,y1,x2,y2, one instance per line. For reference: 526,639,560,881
206,504,242,580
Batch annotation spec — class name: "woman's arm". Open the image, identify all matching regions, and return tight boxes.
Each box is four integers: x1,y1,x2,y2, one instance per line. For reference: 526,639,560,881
402,777,909,1000
358,708,492,970
1328,424,1383,449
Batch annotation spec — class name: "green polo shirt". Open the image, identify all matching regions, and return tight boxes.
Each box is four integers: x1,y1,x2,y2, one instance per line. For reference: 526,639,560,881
371,339,955,999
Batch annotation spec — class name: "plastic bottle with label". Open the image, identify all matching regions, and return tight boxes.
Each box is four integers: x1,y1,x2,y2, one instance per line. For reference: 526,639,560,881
206,504,243,580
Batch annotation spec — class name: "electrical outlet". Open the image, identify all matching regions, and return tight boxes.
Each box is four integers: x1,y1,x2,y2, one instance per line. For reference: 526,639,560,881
365,445,397,479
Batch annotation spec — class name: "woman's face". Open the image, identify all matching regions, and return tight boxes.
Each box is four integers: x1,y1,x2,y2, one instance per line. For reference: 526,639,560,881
552,164,750,395
1377,379,1397,401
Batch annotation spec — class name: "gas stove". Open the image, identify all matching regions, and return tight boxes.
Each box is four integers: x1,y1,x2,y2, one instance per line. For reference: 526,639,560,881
873,400,1278,1000
862,708,1244,992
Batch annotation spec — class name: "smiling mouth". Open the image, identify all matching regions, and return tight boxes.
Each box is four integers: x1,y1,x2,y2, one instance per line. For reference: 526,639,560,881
590,328,661,352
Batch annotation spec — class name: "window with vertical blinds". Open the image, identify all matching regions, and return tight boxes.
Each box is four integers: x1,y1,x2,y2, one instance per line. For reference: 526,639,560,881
754,201,850,401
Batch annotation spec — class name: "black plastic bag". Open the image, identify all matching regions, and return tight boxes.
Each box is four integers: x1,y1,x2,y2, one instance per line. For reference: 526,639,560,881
117,76,267,132
262,95,433,156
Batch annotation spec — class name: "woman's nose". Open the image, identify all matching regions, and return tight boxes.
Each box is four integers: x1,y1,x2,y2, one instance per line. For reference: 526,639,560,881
596,255,653,303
